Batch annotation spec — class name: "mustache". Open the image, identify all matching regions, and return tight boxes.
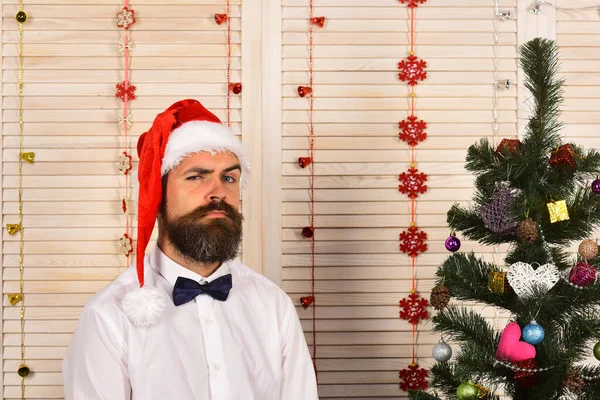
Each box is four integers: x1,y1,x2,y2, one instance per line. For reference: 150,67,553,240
187,201,239,220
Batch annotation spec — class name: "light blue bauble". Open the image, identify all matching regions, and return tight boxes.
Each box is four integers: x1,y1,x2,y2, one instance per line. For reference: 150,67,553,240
522,321,545,345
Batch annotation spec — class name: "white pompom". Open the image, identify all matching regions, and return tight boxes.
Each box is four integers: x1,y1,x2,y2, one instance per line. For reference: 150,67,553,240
121,286,166,327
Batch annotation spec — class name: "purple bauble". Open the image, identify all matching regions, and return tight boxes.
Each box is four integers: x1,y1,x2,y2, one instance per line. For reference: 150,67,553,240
445,235,461,252
592,179,600,195
569,261,597,288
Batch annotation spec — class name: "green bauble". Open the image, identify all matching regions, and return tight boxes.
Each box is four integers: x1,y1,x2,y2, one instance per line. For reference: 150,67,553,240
594,341,600,361
456,381,479,400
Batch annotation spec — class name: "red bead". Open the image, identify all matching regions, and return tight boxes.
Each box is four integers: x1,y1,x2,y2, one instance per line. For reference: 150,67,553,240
122,199,128,214
297,86,312,97
311,16,325,28
215,13,228,25
302,226,314,239
229,82,242,95
496,138,522,155
300,296,315,308
298,157,313,168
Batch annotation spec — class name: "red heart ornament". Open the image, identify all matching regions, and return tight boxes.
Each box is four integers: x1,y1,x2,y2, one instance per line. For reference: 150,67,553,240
311,16,325,28
297,86,312,97
298,157,313,168
215,13,228,25
496,322,536,363
300,296,314,308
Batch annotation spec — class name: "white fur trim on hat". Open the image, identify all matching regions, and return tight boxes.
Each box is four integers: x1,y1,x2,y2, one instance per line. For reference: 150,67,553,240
122,285,166,327
162,120,251,186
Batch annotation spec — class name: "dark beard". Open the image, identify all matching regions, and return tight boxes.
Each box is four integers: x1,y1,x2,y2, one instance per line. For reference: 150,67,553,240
162,201,243,265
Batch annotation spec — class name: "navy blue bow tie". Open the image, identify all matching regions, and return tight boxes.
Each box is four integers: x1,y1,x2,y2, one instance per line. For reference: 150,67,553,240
172,274,233,306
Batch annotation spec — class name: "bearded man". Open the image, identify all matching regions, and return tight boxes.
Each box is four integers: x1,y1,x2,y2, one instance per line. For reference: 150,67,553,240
62,99,319,400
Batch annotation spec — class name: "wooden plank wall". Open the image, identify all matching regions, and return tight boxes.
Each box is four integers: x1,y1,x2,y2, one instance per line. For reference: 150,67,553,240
2,0,599,399
282,1,519,398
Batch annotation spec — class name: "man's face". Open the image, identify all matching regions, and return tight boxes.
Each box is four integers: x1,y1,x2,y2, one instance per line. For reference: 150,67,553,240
159,151,243,265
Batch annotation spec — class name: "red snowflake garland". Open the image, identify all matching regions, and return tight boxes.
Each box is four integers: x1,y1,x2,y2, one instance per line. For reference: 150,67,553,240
399,167,428,199
115,81,136,102
116,6,136,30
119,233,134,257
399,290,429,325
399,115,427,146
399,224,428,257
399,362,429,391
398,55,427,86
117,152,133,175
399,0,427,8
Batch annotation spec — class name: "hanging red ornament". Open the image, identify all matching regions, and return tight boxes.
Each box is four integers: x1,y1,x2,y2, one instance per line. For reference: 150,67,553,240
122,199,128,214
399,224,428,257
300,296,315,308
398,55,427,86
119,233,134,257
399,0,427,8
117,152,133,175
311,16,325,27
302,226,314,239
215,13,228,25
549,144,577,171
399,290,429,325
115,81,137,102
398,115,427,146
298,157,313,168
399,362,428,391
298,86,312,97
399,166,428,199
495,138,522,155
116,6,136,30
229,82,242,95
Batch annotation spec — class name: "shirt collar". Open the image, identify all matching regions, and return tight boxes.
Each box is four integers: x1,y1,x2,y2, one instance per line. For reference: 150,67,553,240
149,245,231,287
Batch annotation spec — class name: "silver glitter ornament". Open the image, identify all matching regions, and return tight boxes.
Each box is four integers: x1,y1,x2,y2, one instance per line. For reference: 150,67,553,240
481,186,518,234
432,338,452,362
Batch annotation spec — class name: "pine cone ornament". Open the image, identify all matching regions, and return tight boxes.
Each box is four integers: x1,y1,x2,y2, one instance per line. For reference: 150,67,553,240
578,239,598,260
516,218,538,243
430,283,450,310
564,370,584,393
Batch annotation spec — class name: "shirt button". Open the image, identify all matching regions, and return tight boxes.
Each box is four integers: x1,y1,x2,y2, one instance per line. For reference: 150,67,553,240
214,364,222,371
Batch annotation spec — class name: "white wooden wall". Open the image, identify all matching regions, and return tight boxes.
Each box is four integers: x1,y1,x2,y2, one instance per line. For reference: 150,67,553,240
1,0,599,398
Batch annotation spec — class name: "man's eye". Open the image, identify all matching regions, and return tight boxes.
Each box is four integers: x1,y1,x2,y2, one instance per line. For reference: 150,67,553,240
223,176,236,183
186,175,203,180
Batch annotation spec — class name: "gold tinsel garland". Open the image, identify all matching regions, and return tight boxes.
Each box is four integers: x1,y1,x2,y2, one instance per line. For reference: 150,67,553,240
6,1,33,399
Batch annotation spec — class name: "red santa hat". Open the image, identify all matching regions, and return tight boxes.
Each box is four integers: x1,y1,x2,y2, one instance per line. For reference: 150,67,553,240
121,99,250,326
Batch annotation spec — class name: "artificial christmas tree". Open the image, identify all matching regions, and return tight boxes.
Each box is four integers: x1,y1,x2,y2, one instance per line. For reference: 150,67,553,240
410,38,600,399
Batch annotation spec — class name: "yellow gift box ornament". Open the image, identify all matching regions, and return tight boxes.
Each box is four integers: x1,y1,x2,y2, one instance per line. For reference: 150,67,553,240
547,200,569,223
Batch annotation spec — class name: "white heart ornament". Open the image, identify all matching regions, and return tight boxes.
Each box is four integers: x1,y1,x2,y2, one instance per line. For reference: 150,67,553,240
507,262,560,299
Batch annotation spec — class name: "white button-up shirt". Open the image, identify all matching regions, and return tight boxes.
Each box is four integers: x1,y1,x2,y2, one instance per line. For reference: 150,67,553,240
62,246,319,400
